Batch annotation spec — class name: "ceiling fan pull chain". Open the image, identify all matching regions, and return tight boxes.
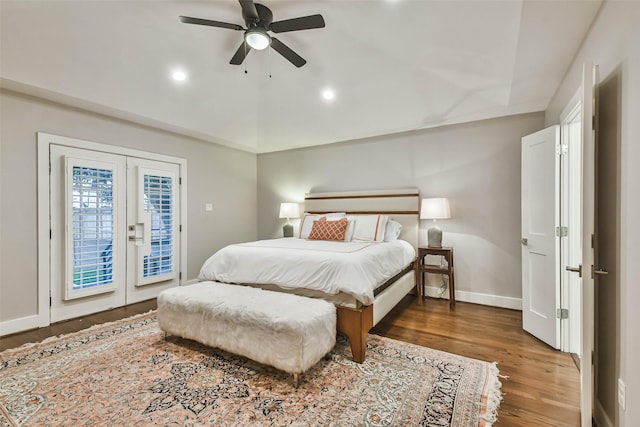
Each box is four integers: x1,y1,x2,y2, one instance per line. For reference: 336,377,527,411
268,45,272,78
244,42,248,74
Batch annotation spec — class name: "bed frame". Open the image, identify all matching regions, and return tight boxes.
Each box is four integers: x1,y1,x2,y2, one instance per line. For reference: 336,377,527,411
304,188,420,362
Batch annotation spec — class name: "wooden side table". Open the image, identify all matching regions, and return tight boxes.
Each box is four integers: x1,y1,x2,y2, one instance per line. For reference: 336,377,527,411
416,246,455,308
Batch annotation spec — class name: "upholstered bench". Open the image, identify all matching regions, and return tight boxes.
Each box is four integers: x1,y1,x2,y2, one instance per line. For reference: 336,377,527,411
157,281,337,385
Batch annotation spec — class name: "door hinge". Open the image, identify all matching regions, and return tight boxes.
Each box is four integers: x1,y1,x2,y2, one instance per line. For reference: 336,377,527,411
556,143,568,155
556,226,568,237
179,272,182,280
179,177,182,185
592,233,595,248
49,296,52,307
50,229,52,239
179,225,182,232
557,308,569,319
592,115,596,130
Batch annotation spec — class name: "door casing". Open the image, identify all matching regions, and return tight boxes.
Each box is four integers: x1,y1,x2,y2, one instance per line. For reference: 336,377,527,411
36,132,187,328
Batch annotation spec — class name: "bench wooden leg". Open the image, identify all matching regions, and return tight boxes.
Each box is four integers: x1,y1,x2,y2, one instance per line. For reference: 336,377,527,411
293,373,300,388
336,305,373,364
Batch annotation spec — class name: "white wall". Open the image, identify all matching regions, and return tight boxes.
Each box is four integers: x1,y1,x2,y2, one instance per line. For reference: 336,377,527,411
257,113,544,308
545,2,640,426
0,89,257,324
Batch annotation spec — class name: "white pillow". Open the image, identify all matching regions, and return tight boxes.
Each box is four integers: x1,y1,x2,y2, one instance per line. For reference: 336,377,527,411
384,219,402,241
349,214,389,242
344,219,356,242
299,212,346,239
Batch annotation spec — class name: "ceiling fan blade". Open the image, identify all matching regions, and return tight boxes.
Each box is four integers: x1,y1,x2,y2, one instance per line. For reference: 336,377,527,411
179,16,244,31
239,0,259,25
230,41,251,65
270,37,306,68
270,14,325,33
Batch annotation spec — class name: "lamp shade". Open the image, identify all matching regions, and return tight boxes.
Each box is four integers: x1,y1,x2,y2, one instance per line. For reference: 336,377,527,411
279,202,300,219
420,198,451,220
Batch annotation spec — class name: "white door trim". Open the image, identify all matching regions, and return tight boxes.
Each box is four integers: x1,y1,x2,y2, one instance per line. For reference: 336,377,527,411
35,132,187,330
560,88,584,354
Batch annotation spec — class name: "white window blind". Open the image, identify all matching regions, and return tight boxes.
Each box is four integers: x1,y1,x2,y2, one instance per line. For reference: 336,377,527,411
142,174,174,278
65,159,118,300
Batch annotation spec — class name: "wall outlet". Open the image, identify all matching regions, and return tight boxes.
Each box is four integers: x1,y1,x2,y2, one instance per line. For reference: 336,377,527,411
618,378,626,411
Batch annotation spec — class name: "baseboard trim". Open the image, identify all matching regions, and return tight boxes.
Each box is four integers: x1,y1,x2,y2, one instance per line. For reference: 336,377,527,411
423,286,522,310
0,314,42,337
594,398,614,427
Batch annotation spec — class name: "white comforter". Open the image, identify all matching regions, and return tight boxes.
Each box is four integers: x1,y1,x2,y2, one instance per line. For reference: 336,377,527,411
198,238,416,305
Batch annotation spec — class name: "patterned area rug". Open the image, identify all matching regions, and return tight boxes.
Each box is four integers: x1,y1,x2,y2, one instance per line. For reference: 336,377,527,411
0,311,501,426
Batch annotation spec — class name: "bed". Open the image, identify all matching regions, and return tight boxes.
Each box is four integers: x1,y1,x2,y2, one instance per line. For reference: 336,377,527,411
198,188,420,362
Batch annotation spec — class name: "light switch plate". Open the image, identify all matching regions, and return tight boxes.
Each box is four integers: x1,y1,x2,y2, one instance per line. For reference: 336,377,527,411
205,203,213,212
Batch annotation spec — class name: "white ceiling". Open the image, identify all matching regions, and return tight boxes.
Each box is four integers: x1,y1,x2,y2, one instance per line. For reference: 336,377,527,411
0,0,601,153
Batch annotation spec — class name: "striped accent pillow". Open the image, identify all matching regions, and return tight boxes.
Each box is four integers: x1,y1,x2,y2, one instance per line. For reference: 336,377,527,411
350,214,389,242
308,217,349,241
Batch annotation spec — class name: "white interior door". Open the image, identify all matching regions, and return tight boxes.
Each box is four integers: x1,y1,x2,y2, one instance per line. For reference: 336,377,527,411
521,125,561,349
126,158,180,304
50,146,182,322
50,146,127,322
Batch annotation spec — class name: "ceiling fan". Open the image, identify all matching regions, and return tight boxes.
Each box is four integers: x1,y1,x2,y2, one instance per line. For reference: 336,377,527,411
180,0,325,68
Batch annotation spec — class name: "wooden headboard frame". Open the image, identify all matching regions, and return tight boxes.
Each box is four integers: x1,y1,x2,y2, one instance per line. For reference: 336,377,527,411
304,188,420,249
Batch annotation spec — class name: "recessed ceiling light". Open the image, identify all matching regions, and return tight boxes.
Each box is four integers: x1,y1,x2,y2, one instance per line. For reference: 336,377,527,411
322,88,336,101
172,70,187,82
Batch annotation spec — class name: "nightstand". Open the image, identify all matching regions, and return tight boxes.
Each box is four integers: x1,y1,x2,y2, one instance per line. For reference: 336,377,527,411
416,246,455,308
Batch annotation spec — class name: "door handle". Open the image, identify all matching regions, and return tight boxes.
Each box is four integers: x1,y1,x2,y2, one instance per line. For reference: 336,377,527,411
128,224,144,244
566,265,582,277
521,238,528,246
592,265,609,278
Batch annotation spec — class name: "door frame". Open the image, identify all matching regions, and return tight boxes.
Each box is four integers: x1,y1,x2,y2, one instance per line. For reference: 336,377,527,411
559,88,584,354
36,132,188,328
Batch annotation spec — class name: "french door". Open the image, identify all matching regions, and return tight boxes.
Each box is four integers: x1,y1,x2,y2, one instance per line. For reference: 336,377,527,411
50,145,180,322
126,157,180,304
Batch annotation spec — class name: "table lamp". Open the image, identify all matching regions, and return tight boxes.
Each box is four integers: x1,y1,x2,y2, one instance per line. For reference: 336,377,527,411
420,198,451,247
279,202,300,237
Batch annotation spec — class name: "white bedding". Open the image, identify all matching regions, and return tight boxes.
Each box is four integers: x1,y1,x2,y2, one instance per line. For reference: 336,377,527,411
198,238,416,305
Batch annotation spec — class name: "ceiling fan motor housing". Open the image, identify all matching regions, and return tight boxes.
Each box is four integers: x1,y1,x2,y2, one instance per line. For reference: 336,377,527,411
250,3,273,29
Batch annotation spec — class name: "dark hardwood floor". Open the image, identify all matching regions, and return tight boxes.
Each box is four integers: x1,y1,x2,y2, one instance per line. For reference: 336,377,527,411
0,299,158,351
0,296,580,426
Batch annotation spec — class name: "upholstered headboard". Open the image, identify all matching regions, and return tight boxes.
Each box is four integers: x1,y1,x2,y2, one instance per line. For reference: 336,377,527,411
304,188,420,250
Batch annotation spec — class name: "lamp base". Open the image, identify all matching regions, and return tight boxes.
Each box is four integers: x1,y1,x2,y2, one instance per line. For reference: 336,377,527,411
427,225,443,247
283,223,294,238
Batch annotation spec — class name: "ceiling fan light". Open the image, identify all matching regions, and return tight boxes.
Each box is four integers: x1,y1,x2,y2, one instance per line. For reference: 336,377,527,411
245,30,270,50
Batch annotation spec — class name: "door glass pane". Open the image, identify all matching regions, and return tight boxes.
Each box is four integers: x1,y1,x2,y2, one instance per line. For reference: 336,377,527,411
143,174,173,278
72,166,113,289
